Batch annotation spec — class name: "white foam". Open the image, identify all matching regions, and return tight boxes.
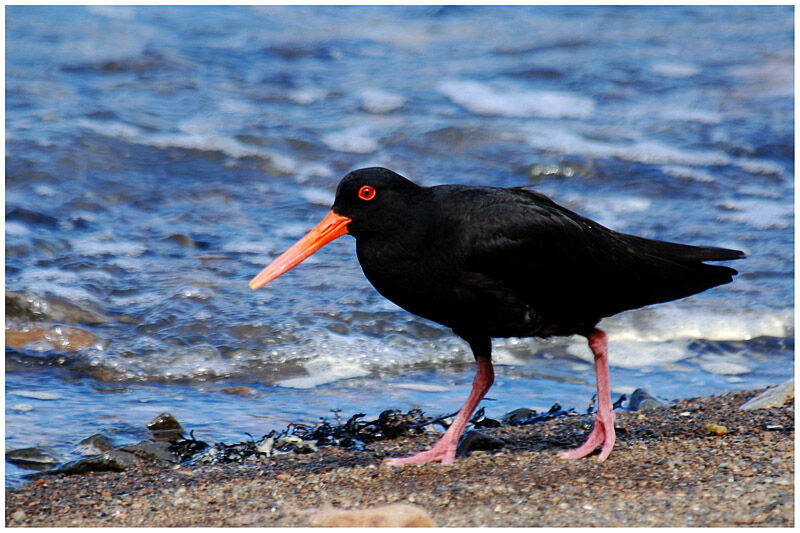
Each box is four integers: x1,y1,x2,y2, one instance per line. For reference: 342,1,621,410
567,339,691,369
87,5,135,19
34,185,58,197
222,238,276,255
697,354,751,375
394,382,453,393
660,108,722,125
523,127,731,166
359,89,406,113
607,307,793,343
733,158,785,177
277,354,371,389
13,390,61,400
650,62,700,78
300,187,335,206
523,126,785,179
661,165,717,183
71,235,147,257
5,222,31,236
717,198,793,230
288,88,327,105
322,126,379,153
150,344,240,381
77,117,305,174
438,80,595,119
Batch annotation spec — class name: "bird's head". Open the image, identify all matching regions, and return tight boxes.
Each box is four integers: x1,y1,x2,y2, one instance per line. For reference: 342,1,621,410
249,167,421,290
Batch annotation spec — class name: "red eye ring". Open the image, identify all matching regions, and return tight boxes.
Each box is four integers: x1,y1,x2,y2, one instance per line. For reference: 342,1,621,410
358,185,377,201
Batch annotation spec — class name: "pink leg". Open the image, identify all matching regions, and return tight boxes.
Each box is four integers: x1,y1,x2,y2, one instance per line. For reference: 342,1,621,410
386,355,494,466
561,328,616,462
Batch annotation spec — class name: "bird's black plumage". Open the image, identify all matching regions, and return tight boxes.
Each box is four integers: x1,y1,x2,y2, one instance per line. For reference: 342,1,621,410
332,167,744,340
251,166,744,465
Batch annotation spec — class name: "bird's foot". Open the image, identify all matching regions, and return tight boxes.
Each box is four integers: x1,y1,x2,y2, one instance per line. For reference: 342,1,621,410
385,441,457,466
560,414,616,462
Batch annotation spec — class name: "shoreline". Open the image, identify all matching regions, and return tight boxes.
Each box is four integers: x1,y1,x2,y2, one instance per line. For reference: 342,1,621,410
5,388,794,527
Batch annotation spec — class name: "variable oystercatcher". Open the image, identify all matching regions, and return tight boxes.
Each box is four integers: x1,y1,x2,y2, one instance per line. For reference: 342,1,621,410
250,167,744,465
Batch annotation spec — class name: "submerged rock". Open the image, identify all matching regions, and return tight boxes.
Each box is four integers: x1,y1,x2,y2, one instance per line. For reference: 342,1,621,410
5,291,122,325
6,447,60,470
5,323,98,352
77,434,115,455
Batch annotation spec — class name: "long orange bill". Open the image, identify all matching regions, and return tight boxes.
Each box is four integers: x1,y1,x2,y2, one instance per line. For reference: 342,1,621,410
249,210,352,290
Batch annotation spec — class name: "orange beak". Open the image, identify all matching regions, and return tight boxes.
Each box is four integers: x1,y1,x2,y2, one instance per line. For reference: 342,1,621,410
249,210,352,290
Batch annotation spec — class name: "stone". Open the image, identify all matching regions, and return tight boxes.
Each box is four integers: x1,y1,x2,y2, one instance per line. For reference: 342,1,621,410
5,291,118,325
78,434,115,455
456,430,505,454
50,449,141,475
6,447,60,469
740,379,794,410
310,503,437,527
627,389,665,411
146,412,185,442
5,323,97,352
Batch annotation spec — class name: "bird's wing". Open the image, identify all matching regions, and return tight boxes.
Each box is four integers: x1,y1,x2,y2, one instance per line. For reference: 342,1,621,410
446,188,740,321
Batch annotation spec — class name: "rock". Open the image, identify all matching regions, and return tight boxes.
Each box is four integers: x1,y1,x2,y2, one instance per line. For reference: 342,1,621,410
77,434,115,455
163,234,198,247
704,423,728,435
275,435,318,454
500,403,574,425
628,389,665,411
6,447,60,469
5,323,98,352
11,509,26,522
220,386,256,397
470,407,501,428
5,291,119,325
740,379,794,410
49,449,141,476
456,430,505,454
146,413,185,442
502,407,536,425
310,503,437,527
123,441,177,463
256,436,275,455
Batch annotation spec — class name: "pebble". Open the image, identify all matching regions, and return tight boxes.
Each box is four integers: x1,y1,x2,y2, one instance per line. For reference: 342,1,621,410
704,423,728,435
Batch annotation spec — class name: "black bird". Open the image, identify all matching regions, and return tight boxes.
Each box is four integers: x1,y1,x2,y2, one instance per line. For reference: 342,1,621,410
250,167,744,465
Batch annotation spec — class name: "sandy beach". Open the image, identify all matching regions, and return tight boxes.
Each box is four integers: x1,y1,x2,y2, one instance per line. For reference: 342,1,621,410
5,388,793,527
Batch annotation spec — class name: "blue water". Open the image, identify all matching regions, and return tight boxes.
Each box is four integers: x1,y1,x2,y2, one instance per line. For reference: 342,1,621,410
5,6,794,487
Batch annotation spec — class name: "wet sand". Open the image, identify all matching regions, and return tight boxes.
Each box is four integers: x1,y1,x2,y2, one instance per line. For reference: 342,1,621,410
5,389,793,527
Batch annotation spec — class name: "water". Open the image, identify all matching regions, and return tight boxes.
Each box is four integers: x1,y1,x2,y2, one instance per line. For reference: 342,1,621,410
5,6,793,487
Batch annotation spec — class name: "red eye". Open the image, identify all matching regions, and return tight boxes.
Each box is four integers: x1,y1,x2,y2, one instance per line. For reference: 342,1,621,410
358,185,376,201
